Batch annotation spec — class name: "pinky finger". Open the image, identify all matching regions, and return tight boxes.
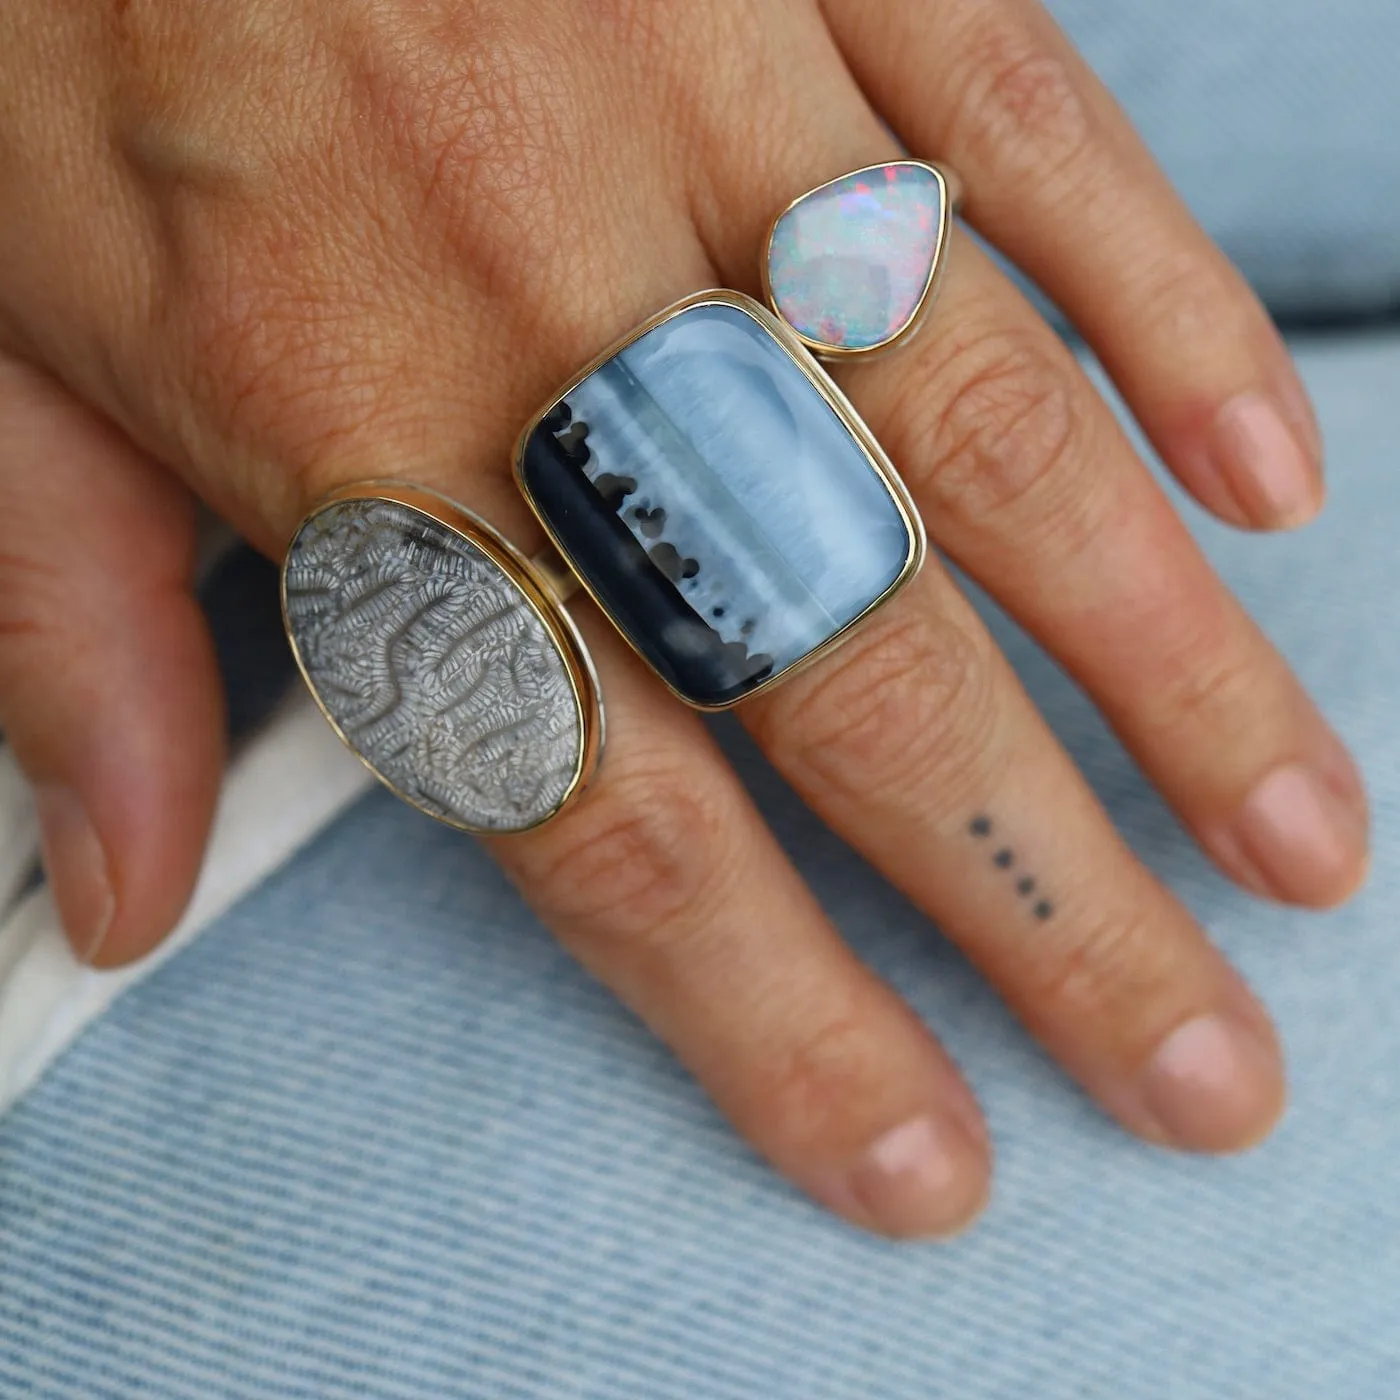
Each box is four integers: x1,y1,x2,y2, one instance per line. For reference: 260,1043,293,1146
0,357,225,966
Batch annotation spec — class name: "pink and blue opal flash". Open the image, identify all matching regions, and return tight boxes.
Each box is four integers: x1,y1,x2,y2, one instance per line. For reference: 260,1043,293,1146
767,162,945,353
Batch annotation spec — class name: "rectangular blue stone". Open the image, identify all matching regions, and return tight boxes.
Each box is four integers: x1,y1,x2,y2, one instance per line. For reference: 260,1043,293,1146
516,294,921,708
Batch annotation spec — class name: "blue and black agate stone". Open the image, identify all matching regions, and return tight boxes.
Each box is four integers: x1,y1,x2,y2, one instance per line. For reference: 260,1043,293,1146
517,298,918,708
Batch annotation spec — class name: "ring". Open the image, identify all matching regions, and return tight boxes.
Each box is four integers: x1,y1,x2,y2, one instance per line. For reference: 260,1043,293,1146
283,160,960,835
764,159,960,360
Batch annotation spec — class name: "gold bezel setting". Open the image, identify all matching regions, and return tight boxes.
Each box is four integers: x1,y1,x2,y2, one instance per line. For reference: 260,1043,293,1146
760,159,959,363
282,159,960,832
512,288,927,713
281,480,605,836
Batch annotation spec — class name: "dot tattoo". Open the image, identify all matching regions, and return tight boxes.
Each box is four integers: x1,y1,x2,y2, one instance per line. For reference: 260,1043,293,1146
967,815,1055,921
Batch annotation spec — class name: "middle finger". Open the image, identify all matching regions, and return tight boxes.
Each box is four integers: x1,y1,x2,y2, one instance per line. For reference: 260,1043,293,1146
681,5,1299,1148
690,26,1367,914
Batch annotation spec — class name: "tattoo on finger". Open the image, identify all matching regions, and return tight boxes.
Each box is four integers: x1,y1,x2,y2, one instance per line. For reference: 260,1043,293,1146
968,815,1055,921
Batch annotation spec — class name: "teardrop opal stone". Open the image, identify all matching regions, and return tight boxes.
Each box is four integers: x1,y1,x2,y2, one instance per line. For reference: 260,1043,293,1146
767,162,945,354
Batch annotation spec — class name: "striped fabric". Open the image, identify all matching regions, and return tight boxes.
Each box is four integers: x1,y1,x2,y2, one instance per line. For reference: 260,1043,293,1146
1053,0,1400,321
2,333,1398,1396
5,1,1400,1390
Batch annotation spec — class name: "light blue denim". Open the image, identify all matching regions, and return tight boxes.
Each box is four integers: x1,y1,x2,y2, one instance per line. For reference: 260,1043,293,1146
3,5,1400,1397
1052,0,1400,320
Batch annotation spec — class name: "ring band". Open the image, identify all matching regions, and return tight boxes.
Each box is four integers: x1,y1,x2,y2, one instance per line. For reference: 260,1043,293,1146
283,160,960,834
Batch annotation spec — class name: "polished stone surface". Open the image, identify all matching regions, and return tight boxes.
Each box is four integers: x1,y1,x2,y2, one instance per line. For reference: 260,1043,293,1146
519,300,914,707
768,163,944,352
284,498,586,832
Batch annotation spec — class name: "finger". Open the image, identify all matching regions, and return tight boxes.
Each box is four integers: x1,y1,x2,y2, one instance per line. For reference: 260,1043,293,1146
687,40,1367,910
683,18,1287,1147
491,612,993,1239
0,357,224,966
821,0,1326,531
748,571,1285,1152
840,238,1370,908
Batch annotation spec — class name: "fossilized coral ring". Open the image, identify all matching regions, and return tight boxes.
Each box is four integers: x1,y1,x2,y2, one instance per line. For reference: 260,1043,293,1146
282,161,958,834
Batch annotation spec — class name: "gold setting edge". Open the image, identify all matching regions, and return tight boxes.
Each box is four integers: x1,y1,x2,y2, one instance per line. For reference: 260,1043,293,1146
511,288,927,715
280,478,606,836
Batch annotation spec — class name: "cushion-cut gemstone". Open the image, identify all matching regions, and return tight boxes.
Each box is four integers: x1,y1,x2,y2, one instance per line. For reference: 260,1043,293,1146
767,162,945,353
518,298,917,708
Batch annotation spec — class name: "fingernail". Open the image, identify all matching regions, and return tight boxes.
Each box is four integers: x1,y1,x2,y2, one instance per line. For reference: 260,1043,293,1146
1210,391,1321,529
1143,1012,1282,1152
1237,762,1369,906
1278,373,1325,465
841,1114,987,1239
35,783,115,964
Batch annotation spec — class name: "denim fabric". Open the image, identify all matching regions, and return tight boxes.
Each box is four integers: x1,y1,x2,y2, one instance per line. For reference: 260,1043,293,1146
1,330,1397,1398
5,2,1400,1391
1048,0,1400,320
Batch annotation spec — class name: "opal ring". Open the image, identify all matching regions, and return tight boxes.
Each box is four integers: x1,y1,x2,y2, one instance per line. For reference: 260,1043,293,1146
282,160,960,835
765,159,960,360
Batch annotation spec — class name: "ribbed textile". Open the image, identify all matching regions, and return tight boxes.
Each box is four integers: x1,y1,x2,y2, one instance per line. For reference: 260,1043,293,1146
1,332,1397,1397
1052,0,1400,320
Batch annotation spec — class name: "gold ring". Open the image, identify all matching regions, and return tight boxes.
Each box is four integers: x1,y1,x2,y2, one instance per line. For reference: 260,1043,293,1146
763,158,960,361
283,160,960,835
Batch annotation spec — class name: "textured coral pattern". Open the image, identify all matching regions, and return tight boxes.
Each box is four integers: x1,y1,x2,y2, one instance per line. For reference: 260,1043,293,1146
284,498,583,832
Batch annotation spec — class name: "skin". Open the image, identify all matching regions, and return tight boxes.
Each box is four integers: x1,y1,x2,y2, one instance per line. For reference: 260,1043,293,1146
0,0,1371,1239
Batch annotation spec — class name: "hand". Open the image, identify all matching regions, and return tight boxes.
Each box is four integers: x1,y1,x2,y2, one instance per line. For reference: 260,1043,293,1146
0,0,1369,1238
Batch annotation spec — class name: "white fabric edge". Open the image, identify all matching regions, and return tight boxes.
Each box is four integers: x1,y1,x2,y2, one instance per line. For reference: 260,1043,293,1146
0,692,374,1116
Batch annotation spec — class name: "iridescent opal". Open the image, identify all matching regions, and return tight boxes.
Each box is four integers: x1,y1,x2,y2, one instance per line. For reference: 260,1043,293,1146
767,162,945,353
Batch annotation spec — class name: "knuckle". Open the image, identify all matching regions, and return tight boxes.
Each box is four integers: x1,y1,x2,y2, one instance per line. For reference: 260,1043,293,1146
1133,245,1262,349
949,18,1098,181
1024,912,1166,1027
526,756,734,936
762,1013,884,1147
1149,645,1262,737
755,607,997,809
892,328,1084,531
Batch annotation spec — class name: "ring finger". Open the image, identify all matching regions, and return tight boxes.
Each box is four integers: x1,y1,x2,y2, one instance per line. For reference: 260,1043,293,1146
685,12,1295,1148
276,205,995,1237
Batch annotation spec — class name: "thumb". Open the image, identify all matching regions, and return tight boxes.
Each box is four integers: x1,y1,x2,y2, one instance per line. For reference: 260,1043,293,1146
0,358,225,966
